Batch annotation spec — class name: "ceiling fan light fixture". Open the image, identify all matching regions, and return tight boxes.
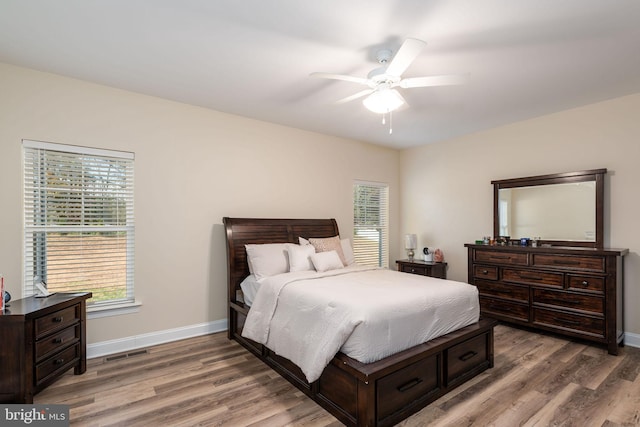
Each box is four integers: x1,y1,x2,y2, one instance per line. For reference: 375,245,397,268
362,89,404,114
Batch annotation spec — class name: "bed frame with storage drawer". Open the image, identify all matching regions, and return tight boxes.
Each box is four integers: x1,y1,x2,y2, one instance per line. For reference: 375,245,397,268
224,217,496,427
466,244,627,354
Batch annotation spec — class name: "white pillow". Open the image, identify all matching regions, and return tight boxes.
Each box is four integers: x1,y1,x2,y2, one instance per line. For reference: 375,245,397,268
288,244,316,272
309,236,347,266
310,250,344,272
340,238,355,266
245,243,292,280
301,236,354,265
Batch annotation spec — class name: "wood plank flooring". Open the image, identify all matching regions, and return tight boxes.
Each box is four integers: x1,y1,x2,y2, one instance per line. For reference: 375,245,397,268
35,324,640,426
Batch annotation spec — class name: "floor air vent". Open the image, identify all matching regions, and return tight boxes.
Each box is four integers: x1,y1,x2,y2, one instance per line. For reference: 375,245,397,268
105,349,149,362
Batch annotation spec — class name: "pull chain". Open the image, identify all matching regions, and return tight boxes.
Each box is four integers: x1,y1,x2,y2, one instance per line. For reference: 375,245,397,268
380,111,393,134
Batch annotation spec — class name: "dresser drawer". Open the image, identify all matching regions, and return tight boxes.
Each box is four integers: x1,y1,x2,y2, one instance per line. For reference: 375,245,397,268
533,289,604,315
533,308,605,338
476,280,529,303
446,333,489,386
532,254,605,272
35,324,80,362
474,250,528,266
567,275,605,294
479,297,529,322
35,305,79,338
35,343,80,385
503,268,563,288
473,265,498,280
376,354,440,421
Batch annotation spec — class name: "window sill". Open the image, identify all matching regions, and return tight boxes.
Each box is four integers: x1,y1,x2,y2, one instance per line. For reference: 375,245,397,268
87,300,142,319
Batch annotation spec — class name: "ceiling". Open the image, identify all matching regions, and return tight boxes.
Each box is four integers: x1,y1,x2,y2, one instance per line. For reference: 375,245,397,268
1,1,639,149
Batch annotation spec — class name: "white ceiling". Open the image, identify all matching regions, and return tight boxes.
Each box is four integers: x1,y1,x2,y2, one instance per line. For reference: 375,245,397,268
1,1,639,149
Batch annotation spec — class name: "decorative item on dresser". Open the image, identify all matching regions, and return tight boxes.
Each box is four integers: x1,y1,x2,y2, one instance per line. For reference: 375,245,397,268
0,292,92,403
396,259,447,279
467,168,628,355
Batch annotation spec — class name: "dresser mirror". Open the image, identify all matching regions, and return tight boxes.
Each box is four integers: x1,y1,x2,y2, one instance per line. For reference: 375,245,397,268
492,169,605,248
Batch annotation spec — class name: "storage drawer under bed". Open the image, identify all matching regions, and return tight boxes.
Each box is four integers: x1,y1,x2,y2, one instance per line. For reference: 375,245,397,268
446,332,490,386
376,354,440,422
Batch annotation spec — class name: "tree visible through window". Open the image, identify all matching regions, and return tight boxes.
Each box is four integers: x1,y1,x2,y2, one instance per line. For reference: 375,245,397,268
23,140,135,306
353,182,389,267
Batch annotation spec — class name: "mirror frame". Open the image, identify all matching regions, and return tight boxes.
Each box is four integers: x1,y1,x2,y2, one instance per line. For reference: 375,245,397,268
492,168,606,248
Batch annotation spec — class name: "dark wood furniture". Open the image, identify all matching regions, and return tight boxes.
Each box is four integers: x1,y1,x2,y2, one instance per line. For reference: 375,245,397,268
466,244,626,355
0,292,91,403
493,168,606,248
472,167,627,355
396,259,447,279
224,217,496,427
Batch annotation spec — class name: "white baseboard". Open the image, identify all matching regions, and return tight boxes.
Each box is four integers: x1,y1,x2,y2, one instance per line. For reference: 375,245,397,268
87,319,228,359
88,320,639,360
624,331,640,348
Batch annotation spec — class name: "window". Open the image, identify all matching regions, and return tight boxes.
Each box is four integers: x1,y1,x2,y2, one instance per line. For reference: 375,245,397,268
23,140,135,307
353,181,389,267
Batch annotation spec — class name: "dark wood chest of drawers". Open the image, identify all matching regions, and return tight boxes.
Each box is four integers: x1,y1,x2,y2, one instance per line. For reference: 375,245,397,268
0,292,91,403
465,244,627,355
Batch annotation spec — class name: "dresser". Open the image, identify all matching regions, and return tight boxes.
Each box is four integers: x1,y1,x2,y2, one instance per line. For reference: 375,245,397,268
465,244,627,355
0,292,92,403
396,259,447,279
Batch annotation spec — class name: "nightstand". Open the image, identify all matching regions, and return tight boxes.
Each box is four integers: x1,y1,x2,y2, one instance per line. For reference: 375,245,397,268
396,259,447,279
0,292,91,403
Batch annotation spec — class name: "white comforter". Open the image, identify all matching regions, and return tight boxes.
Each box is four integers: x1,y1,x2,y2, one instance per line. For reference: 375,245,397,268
241,266,479,383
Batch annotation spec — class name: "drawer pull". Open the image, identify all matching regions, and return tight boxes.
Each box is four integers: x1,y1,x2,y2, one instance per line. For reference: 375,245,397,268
459,351,478,362
53,316,63,323
411,268,416,273
54,358,65,365
53,338,64,344
397,378,423,392
481,270,489,275
581,281,589,286
553,259,580,265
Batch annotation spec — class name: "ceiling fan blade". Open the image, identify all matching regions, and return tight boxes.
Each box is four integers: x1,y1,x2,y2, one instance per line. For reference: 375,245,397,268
310,72,370,86
336,89,373,104
385,38,427,77
399,74,468,88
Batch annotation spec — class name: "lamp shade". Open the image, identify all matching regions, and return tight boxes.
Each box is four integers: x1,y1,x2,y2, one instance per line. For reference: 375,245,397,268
363,89,405,114
404,234,417,250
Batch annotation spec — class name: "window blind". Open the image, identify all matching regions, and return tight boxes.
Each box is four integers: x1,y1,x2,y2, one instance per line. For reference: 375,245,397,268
353,181,389,267
23,140,135,306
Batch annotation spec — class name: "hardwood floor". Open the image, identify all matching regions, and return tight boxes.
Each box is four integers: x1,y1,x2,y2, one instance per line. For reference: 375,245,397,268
35,324,640,426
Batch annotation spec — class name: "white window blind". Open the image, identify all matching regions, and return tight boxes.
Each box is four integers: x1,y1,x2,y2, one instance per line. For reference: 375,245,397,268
353,181,389,267
23,140,135,306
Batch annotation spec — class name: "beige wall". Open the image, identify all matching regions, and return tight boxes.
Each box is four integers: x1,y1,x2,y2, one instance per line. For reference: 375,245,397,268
400,93,640,339
3,60,637,346
0,63,400,344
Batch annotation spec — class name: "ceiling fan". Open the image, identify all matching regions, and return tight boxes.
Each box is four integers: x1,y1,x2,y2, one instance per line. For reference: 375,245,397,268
310,38,465,115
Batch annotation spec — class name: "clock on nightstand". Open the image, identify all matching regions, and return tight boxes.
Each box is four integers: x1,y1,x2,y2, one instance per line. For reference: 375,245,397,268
396,259,447,279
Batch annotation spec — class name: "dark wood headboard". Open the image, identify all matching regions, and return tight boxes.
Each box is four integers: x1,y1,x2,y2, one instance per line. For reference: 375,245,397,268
222,217,339,305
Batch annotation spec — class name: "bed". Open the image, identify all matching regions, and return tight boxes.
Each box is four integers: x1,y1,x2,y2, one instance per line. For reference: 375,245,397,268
224,217,496,427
